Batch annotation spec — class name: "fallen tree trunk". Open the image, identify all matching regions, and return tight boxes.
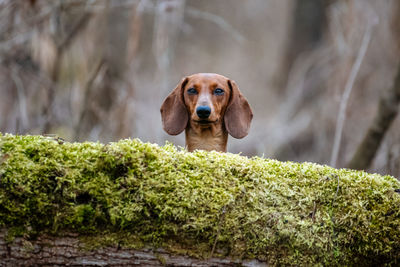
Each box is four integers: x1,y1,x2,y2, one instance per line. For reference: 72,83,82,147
0,230,264,266
0,134,399,266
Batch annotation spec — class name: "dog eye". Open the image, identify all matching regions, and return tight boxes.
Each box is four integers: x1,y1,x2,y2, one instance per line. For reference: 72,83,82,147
187,88,197,95
213,88,224,95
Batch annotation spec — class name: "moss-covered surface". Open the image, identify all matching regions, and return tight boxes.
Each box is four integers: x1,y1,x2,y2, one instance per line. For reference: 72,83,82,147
0,133,400,265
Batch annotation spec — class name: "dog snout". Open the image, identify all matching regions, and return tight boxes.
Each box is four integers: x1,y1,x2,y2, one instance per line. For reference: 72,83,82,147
196,106,211,119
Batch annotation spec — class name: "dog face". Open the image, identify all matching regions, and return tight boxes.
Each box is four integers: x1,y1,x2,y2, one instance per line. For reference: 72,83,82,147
183,74,231,130
161,73,253,146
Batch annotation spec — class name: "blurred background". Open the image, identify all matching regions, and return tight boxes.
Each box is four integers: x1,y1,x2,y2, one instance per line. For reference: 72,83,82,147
1,0,400,177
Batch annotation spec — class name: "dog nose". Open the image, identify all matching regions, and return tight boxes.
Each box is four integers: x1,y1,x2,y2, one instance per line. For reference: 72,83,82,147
196,106,211,119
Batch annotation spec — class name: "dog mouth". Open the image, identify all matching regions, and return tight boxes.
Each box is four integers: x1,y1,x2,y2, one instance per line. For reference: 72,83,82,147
194,119,218,124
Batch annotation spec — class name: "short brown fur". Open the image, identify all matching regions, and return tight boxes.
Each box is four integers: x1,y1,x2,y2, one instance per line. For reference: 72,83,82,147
160,73,253,152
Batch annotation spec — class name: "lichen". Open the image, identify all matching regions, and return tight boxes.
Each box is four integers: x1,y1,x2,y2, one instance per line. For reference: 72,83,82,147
0,133,400,265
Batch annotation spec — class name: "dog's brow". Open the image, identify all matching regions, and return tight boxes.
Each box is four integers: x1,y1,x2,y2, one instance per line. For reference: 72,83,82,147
188,83,199,89
210,83,218,88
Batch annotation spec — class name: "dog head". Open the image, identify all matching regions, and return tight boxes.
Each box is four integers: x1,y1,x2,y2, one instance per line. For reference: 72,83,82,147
160,73,253,138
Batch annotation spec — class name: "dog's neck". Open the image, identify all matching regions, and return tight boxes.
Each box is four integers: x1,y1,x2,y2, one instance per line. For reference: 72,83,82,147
185,122,228,152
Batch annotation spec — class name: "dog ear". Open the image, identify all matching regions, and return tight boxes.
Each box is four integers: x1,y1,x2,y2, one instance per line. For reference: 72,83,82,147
224,79,253,139
160,77,189,135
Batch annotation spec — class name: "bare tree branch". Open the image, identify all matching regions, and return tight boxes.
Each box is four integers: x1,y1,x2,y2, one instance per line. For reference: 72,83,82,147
330,20,375,167
74,59,105,140
57,11,93,53
185,7,245,44
347,62,400,170
43,10,93,133
10,66,28,132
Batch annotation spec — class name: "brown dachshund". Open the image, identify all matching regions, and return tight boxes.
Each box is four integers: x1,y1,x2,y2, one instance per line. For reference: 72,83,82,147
160,73,253,152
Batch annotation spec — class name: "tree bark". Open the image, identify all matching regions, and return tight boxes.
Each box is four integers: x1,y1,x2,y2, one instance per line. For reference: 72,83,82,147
0,231,265,267
347,62,400,170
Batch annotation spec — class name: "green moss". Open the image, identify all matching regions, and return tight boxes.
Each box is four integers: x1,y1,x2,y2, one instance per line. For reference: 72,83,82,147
0,133,400,265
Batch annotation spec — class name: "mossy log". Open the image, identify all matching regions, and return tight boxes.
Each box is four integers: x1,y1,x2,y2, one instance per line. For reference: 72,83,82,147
0,134,400,266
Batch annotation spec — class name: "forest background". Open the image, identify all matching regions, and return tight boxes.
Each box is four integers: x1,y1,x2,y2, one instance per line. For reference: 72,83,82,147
1,0,400,177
